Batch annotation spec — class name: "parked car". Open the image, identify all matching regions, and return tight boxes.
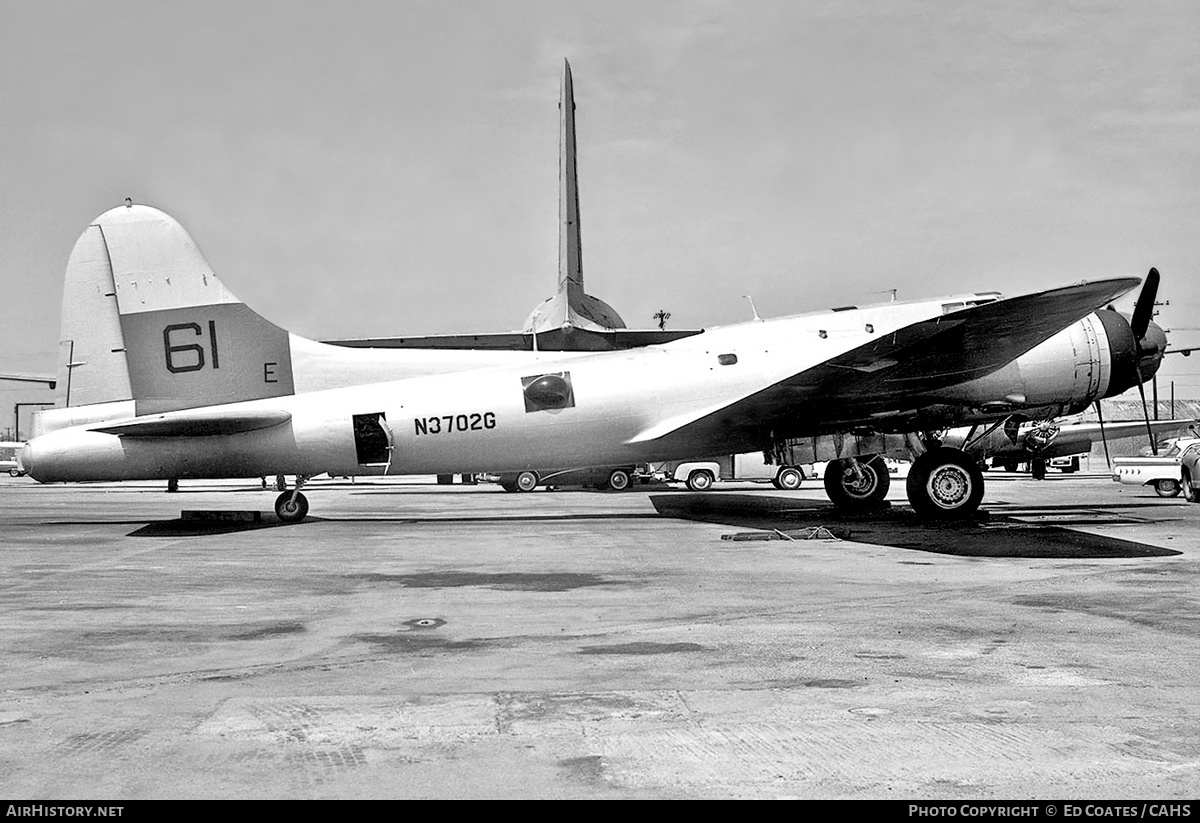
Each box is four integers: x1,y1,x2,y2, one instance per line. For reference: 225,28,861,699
1180,442,1200,503
659,452,810,491
491,465,639,492
0,442,25,477
1111,437,1200,498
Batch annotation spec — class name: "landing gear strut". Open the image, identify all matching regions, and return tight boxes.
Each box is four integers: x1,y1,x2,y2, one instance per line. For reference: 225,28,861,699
905,448,984,520
274,475,311,523
824,455,890,511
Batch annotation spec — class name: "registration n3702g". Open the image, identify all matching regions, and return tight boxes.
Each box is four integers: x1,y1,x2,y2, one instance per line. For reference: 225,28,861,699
414,412,497,436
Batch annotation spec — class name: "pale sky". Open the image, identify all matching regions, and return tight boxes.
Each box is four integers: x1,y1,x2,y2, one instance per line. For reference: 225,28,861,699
3,0,1199,433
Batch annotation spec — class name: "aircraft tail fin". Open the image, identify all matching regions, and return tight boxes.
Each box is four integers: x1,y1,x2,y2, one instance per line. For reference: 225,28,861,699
58,204,295,416
525,59,627,336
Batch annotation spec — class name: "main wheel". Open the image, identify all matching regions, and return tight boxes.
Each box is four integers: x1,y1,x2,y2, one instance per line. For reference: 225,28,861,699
1031,458,1047,480
823,456,890,510
274,491,309,523
1183,470,1199,503
906,448,984,520
1154,479,1181,498
515,471,539,492
775,467,803,490
686,469,714,491
606,469,632,491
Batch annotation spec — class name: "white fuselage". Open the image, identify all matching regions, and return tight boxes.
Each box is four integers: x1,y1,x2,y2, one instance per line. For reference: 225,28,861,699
21,296,1131,484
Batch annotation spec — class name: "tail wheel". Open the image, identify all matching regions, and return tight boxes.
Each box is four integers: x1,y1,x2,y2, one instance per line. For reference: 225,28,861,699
607,469,631,491
775,467,803,490
1183,470,1199,503
1154,478,1181,498
274,491,309,523
906,447,984,520
823,456,890,510
515,471,539,492
686,469,714,491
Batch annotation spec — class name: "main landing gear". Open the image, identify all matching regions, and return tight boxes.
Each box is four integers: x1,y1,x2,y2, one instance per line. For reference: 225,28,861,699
905,447,984,520
823,448,986,520
823,455,890,511
274,475,311,523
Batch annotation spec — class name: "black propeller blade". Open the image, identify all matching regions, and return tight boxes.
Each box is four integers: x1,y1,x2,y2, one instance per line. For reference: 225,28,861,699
1130,267,1159,343
1131,268,1161,454
1095,401,1111,471
1136,379,1157,455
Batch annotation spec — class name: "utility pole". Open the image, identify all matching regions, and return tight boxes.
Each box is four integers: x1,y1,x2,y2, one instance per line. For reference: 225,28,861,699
653,309,671,331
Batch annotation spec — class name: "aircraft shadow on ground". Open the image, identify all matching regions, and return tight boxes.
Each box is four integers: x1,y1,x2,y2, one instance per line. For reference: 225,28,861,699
117,511,662,537
125,515,311,537
649,494,1181,559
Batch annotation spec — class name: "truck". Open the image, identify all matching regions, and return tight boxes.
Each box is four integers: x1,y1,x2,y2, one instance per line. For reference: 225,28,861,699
659,452,810,491
1111,437,1200,498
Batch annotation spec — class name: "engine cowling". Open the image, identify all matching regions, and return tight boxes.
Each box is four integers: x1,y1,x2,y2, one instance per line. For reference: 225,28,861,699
927,308,1165,418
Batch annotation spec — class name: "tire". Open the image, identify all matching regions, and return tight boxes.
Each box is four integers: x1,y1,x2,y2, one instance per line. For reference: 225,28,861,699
1001,460,1019,473
1183,470,1199,504
823,456,890,510
515,471,539,492
9,468,22,477
686,469,714,491
906,448,985,520
606,469,631,491
274,491,309,523
1154,479,1181,498
775,467,803,490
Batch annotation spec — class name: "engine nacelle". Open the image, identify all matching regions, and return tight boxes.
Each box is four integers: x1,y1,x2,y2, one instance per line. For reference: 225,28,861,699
925,308,1163,418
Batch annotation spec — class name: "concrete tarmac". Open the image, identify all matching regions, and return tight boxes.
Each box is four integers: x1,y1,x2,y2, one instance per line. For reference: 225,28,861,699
1,471,1197,799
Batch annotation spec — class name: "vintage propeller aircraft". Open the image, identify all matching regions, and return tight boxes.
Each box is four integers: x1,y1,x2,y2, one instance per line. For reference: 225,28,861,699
21,201,1167,523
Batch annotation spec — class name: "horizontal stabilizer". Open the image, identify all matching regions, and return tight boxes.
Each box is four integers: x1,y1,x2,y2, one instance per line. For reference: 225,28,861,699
92,409,292,438
0,373,57,387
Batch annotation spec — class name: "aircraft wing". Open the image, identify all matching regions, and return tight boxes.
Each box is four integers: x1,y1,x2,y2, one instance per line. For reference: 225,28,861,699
91,409,292,438
0,373,57,387
633,277,1140,445
323,327,702,352
1039,419,1197,452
